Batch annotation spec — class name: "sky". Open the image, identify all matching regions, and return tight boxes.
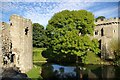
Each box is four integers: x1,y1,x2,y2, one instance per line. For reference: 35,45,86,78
0,0,120,27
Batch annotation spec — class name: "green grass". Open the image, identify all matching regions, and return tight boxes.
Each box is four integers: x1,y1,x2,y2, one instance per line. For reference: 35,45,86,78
26,48,47,80
26,62,44,80
27,66,41,79
33,48,47,62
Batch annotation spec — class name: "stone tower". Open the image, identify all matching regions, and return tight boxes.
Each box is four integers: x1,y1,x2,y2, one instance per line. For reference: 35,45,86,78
10,15,33,72
0,14,33,73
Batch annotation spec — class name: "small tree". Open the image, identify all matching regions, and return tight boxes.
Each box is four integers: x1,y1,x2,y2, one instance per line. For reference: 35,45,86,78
96,16,105,21
109,39,120,63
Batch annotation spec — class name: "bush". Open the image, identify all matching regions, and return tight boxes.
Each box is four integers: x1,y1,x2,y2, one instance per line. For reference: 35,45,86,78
109,39,120,65
82,51,101,64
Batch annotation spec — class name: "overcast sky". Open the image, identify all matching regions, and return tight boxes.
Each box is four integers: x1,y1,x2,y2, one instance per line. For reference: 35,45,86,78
0,0,119,27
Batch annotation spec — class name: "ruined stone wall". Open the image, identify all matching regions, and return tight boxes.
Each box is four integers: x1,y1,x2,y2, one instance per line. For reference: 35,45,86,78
0,22,11,67
1,22,11,56
10,15,33,73
0,22,2,67
95,18,119,39
0,15,33,73
94,18,119,59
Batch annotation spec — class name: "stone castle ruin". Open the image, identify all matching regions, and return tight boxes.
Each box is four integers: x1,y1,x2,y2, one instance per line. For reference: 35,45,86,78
0,15,33,73
94,17,120,60
0,14,119,73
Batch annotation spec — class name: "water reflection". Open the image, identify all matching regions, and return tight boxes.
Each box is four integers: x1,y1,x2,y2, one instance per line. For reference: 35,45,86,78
41,63,120,80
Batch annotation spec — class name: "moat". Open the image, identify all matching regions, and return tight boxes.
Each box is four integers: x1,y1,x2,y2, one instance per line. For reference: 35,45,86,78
1,62,120,80
31,62,120,80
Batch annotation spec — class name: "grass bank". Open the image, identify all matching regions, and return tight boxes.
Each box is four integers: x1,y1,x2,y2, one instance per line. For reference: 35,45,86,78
33,48,47,62
27,48,47,80
27,62,44,80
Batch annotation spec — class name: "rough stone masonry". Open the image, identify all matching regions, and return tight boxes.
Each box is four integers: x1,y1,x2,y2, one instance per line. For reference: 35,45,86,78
94,17,120,60
0,14,33,73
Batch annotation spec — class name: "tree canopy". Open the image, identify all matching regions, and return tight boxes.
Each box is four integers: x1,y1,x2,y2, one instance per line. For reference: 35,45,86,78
47,10,95,35
33,23,48,48
42,10,100,63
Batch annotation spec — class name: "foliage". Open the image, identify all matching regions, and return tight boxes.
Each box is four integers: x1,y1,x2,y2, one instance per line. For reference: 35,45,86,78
33,48,47,62
82,51,101,64
33,23,48,48
95,16,105,21
109,39,120,53
109,39,120,65
41,63,54,79
47,10,95,35
43,10,100,63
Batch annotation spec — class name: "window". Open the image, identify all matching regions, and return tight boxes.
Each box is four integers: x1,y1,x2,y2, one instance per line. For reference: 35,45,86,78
10,23,12,26
25,27,29,35
101,28,104,36
11,54,15,63
95,30,98,35
114,30,115,33
10,42,12,49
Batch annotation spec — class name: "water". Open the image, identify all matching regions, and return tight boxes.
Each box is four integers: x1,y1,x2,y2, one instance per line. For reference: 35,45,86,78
1,63,120,80
40,63,120,80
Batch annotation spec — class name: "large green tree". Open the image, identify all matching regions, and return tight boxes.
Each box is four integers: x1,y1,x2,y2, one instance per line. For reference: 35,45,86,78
47,10,95,35
43,10,100,63
33,23,48,48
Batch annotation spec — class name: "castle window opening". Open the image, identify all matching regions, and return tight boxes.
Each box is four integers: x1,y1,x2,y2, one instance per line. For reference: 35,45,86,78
17,55,20,64
11,54,15,63
10,23,12,26
101,28,104,36
95,30,98,35
10,42,12,49
114,30,115,33
112,22,114,24
115,22,117,24
25,27,29,35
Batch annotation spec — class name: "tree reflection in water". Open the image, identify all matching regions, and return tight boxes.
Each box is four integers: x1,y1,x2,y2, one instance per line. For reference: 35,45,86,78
41,63,76,80
41,63,120,80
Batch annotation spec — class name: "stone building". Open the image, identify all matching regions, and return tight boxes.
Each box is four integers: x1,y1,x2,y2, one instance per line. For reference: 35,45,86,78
94,17,120,60
0,14,33,73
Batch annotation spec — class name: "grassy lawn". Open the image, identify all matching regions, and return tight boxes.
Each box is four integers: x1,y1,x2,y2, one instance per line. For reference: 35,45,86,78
27,62,44,80
26,48,47,80
33,48,47,62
